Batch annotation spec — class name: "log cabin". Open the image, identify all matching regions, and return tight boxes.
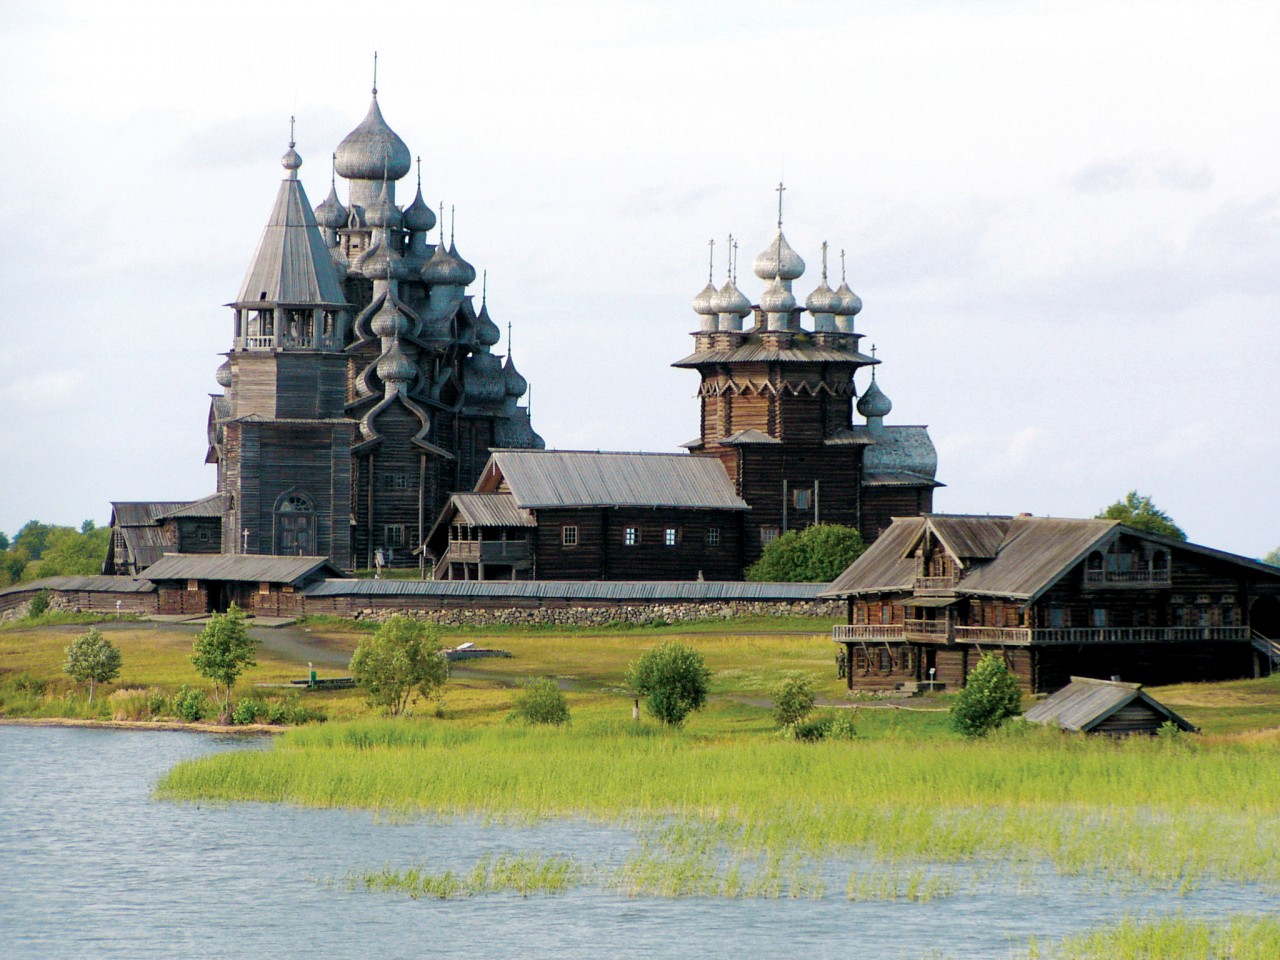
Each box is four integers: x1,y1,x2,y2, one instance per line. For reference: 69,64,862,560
825,514,1280,694
424,450,749,581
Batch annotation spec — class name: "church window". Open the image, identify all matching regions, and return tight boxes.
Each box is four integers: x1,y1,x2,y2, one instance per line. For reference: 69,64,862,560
382,474,411,491
562,526,578,547
793,488,811,510
624,527,639,546
706,527,720,547
276,493,314,555
384,525,405,548
664,528,679,547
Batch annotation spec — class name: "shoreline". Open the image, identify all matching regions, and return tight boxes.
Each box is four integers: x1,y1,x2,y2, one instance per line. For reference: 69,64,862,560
0,716,283,735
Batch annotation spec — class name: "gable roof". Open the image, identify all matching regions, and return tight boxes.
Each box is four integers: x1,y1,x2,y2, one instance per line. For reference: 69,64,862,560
482,450,749,511
823,513,1280,601
1024,677,1196,733
158,493,229,520
141,554,346,585
451,493,536,528
111,501,194,527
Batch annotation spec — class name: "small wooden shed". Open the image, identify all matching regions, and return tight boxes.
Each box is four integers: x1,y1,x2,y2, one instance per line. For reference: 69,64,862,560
1024,676,1197,735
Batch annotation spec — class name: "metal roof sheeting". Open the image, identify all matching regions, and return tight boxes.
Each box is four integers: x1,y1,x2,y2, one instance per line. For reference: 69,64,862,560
0,576,156,597
142,554,346,584
925,516,1010,560
673,342,874,367
111,501,193,526
490,451,750,511
1025,677,1195,733
159,494,229,520
822,518,924,597
304,579,829,601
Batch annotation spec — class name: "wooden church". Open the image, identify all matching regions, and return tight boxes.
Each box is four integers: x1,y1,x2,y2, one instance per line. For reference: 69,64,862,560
107,90,940,580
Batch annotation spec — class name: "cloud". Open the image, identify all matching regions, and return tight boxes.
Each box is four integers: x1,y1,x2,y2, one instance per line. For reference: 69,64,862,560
1070,151,1213,194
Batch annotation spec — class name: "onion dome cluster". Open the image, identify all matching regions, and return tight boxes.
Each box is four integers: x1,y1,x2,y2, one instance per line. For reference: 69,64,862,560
402,185,435,233
376,337,417,387
421,242,469,286
753,232,805,281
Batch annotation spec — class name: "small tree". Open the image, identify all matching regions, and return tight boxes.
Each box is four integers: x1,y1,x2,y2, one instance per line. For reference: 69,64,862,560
949,654,1023,738
190,605,258,714
349,614,448,716
509,677,570,725
1263,548,1280,568
625,640,711,727
771,674,817,728
27,589,51,618
746,523,867,582
1096,491,1187,541
64,627,122,704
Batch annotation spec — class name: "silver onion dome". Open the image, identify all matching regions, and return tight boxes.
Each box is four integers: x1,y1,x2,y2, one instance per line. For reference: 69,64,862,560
759,275,796,313
503,353,528,397
364,182,402,229
334,98,412,181
474,301,501,348
463,351,506,405
834,281,863,317
402,185,435,233
805,280,842,316
753,231,805,280
421,241,469,286
449,241,477,287
315,184,348,229
692,281,718,316
857,377,893,419
370,296,411,338
376,337,417,385
710,279,752,318
281,145,302,173
215,359,233,388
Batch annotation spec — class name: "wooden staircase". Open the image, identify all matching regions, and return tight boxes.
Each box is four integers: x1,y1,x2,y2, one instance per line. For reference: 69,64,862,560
1251,631,1280,670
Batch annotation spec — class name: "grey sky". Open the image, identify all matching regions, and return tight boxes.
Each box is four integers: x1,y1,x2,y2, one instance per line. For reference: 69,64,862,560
1,0,1276,557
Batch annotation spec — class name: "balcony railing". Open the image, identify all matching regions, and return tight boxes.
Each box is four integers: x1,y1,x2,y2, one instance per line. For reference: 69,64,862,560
833,624,905,641
914,576,957,595
837,624,1252,647
1082,569,1172,587
445,541,531,564
904,618,950,637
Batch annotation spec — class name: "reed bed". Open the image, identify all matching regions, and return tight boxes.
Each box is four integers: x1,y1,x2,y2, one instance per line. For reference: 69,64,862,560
1020,914,1280,959
157,718,1280,888
352,853,581,899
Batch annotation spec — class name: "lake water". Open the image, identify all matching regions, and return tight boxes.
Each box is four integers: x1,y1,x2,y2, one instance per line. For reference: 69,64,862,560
0,725,1270,959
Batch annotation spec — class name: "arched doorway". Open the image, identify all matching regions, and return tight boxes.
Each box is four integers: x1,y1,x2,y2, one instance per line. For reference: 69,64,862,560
275,493,315,556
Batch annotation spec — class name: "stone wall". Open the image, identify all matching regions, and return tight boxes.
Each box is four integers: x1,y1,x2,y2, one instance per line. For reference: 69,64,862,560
337,598,842,627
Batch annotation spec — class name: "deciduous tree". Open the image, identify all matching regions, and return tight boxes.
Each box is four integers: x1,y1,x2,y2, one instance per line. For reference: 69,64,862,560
190,605,258,713
949,654,1023,738
626,640,710,727
746,523,867,582
349,615,449,716
1096,491,1186,541
64,627,122,704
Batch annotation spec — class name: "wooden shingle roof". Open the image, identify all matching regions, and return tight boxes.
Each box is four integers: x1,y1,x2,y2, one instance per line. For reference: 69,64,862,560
485,450,749,511
1024,677,1196,733
141,554,346,585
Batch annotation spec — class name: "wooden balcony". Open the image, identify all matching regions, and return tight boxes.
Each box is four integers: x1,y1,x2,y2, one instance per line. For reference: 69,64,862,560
832,624,906,641
913,576,957,596
1082,569,1172,588
444,540,531,564
904,618,950,638
837,624,1252,647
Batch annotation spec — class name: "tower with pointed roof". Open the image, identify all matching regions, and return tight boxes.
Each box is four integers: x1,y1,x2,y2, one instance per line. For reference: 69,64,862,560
208,83,542,569
677,189,940,566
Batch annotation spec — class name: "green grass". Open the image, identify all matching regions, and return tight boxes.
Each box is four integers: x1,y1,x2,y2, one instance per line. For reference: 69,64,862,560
351,853,582,898
1021,914,1280,959
156,717,1280,889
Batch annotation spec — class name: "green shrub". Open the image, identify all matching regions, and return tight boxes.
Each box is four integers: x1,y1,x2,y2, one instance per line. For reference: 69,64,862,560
109,688,153,721
11,673,47,696
27,589,51,617
232,698,264,725
949,654,1022,738
509,677,571,726
172,685,209,723
147,689,169,716
625,640,710,727
771,674,817,728
265,693,325,725
784,710,857,743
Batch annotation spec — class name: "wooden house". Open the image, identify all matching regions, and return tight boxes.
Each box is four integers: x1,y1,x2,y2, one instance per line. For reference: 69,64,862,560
104,496,226,576
141,554,346,616
824,514,1280,694
1024,676,1197,736
424,450,750,581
